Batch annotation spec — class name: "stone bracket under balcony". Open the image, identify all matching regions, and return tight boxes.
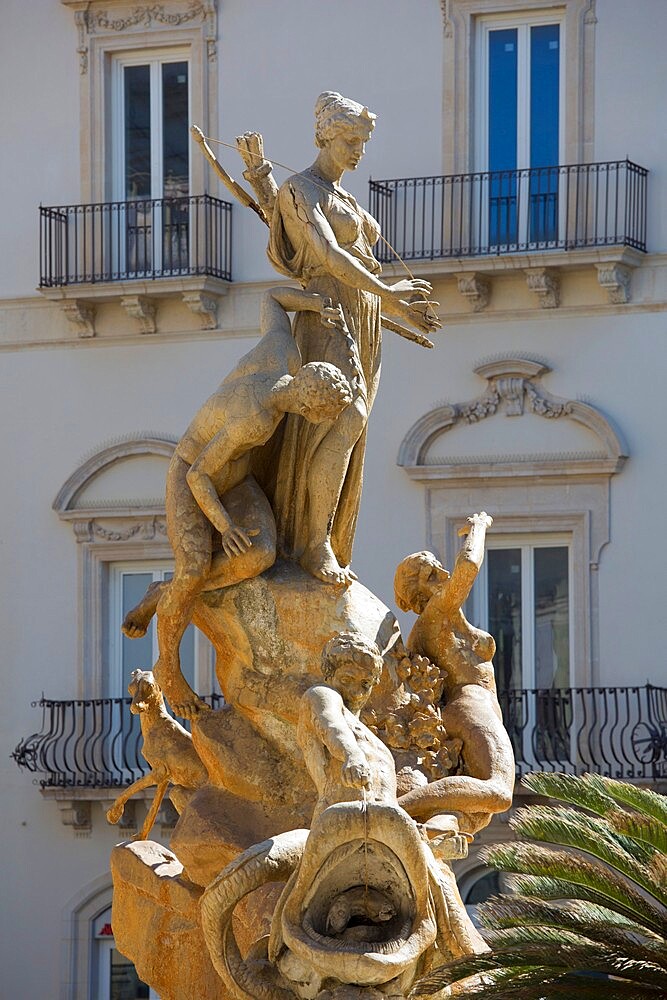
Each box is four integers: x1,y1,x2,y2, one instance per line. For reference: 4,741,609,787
39,274,230,337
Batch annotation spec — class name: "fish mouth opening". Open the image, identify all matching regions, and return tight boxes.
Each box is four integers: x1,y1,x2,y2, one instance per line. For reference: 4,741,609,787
300,840,414,954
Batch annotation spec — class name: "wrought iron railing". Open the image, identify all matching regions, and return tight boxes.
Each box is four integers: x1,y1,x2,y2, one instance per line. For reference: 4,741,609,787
39,194,233,287
12,694,224,788
369,159,648,262
12,686,667,788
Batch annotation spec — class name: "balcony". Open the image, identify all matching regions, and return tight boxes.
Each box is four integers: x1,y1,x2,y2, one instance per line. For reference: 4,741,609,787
13,685,667,795
38,194,233,335
369,160,649,310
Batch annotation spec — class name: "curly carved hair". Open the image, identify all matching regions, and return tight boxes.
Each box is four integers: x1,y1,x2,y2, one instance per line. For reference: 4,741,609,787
394,551,449,614
291,361,353,418
321,632,384,685
314,91,376,149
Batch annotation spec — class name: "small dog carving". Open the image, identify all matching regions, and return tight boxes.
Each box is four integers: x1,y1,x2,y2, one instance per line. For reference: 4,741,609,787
106,669,208,840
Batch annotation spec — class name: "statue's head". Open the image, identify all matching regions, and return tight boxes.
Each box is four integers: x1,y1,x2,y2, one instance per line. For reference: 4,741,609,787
321,632,383,713
394,551,450,615
314,91,376,171
290,361,353,422
127,668,163,714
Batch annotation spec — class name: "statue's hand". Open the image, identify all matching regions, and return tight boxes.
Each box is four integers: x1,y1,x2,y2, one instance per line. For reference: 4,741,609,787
220,523,254,559
319,297,346,331
387,278,433,298
458,511,493,536
342,754,372,790
235,131,272,175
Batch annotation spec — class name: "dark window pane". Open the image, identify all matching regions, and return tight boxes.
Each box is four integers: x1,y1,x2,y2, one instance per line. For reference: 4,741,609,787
110,946,149,999
487,548,522,695
121,573,153,686
488,29,518,244
534,546,569,689
162,62,189,197
124,65,151,199
488,29,518,172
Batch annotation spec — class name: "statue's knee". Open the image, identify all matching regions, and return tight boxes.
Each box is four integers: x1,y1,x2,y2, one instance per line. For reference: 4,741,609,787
249,535,276,575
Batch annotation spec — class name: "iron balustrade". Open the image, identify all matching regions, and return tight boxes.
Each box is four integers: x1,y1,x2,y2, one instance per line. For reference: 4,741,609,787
11,685,667,788
369,159,648,263
12,693,224,788
39,194,233,287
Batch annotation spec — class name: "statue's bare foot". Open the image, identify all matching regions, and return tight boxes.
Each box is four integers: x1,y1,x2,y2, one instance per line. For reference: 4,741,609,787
300,541,351,587
122,580,166,638
154,659,210,721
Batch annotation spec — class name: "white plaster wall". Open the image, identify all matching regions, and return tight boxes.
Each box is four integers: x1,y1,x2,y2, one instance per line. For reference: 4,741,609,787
594,0,667,251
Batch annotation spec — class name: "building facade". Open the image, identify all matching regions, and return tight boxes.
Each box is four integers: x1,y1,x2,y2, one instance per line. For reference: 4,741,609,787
2,1,666,996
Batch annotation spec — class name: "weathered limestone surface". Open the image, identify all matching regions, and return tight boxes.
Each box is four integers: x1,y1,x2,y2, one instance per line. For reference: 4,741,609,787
110,841,221,1000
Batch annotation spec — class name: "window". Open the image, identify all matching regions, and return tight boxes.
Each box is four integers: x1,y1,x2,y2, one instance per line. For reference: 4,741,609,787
397,356,628,695
476,13,564,247
470,535,572,694
441,1,596,175
111,51,191,275
108,561,199,698
93,907,158,1000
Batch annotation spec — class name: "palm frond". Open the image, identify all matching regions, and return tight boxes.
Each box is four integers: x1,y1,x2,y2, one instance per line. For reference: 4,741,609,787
508,806,665,904
522,772,617,815
503,872,666,939
482,842,667,937
478,894,667,967
588,775,667,827
481,925,667,987
608,808,667,854
412,965,570,998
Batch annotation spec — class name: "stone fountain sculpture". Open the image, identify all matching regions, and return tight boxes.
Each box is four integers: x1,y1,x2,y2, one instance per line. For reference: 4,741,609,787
108,93,515,999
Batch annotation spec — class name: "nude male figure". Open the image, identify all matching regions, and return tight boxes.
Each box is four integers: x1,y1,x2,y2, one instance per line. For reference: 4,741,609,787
123,287,352,718
297,633,397,823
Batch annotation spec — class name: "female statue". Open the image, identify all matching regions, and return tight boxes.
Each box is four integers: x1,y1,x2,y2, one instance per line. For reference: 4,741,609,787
247,92,439,585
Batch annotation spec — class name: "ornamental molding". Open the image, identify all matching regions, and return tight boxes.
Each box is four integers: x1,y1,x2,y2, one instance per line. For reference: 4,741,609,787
525,267,560,309
54,433,177,516
61,0,218,73
121,295,157,335
397,356,627,478
456,272,490,312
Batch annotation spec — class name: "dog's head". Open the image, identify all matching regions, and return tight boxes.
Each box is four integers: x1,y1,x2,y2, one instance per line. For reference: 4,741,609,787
128,669,163,714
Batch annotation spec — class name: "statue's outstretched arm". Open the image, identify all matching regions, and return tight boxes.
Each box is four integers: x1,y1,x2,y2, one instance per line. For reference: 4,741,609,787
441,512,493,611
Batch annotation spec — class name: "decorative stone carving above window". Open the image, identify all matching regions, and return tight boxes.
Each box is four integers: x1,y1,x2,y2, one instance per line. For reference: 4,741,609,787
398,357,627,480
61,0,218,74
54,434,177,696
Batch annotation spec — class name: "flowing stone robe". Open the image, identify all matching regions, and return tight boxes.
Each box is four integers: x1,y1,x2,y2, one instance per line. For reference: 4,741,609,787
264,169,383,568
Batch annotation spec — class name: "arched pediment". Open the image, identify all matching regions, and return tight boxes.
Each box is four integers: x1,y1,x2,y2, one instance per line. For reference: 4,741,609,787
398,357,628,480
53,434,177,518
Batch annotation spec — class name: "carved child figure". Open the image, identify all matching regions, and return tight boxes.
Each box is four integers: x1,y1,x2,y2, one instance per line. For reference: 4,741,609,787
297,633,398,822
123,287,353,718
393,513,515,834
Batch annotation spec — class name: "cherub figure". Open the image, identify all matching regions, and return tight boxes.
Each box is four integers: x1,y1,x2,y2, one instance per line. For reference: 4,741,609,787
123,287,352,718
297,633,397,822
393,513,515,834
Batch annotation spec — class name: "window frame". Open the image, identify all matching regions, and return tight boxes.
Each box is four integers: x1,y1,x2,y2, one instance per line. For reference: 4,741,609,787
470,530,575,690
61,1,218,204
474,10,566,174
441,0,596,174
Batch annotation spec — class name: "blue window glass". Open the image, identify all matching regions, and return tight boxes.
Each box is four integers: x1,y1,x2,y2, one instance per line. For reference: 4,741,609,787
529,24,559,242
488,29,518,245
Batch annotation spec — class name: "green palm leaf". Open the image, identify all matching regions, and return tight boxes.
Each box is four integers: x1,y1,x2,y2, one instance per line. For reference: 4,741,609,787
482,843,667,936
607,808,667,854
590,775,667,827
522,772,617,815
508,805,663,896
504,872,666,938
478,895,667,967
